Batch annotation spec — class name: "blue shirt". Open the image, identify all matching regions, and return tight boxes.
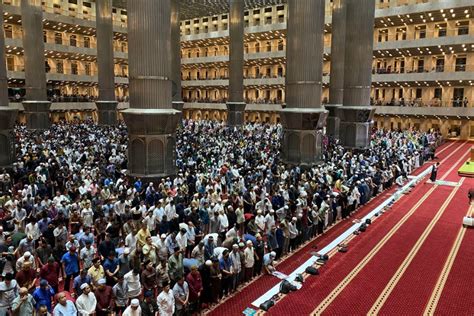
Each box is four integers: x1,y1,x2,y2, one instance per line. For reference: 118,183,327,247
32,287,55,311
61,252,79,276
53,300,77,316
219,256,233,272
103,258,119,274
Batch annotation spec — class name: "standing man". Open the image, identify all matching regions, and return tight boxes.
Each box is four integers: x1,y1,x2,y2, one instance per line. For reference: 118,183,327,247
53,292,78,315
95,279,114,316
244,240,256,282
172,276,189,316
61,246,80,291
32,280,55,313
157,281,175,316
75,284,97,316
430,162,440,182
11,287,35,316
123,298,141,316
0,273,18,315
140,290,158,316
168,247,184,286
113,273,129,315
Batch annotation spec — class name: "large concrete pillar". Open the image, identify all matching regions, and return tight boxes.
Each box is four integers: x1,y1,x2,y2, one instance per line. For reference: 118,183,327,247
339,0,376,148
95,0,118,125
281,0,328,165
325,0,347,139
0,4,18,167
171,0,182,102
21,0,50,130
226,0,246,127
122,0,180,178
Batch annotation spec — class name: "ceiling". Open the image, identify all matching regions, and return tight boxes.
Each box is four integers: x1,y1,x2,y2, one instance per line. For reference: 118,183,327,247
112,0,287,20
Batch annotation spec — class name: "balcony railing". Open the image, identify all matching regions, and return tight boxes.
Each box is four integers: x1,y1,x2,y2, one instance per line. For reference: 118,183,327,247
372,63,473,74
375,29,470,43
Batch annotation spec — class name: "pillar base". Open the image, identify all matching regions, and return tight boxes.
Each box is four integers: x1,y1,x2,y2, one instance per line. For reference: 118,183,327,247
280,108,328,166
339,106,375,149
226,102,246,127
324,104,342,139
0,107,18,167
22,101,51,130
96,101,118,125
122,108,181,178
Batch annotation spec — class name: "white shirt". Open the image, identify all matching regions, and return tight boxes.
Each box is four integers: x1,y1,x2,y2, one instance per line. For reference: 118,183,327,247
122,305,142,316
125,233,137,252
75,292,97,316
25,223,41,241
124,271,142,298
175,233,187,250
244,247,255,268
255,215,265,232
157,290,175,316
164,204,176,220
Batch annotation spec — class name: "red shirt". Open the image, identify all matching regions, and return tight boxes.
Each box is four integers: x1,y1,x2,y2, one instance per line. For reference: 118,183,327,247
16,268,36,288
186,272,203,302
95,286,114,312
40,262,60,287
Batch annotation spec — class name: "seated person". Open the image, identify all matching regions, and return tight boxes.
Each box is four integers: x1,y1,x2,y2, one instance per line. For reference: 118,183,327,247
263,252,276,274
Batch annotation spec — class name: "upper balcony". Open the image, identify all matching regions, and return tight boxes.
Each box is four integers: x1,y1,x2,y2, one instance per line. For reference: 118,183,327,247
374,105,474,119
372,63,474,83
3,0,128,32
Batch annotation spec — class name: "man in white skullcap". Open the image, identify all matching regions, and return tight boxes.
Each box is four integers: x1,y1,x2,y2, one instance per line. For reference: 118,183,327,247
122,298,142,316
75,283,97,316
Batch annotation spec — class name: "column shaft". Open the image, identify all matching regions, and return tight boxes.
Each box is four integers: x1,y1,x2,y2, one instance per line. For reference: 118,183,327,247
21,0,50,130
171,0,182,102
342,0,375,107
228,0,244,103
0,4,18,167
286,0,325,109
227,0,246,127
325,0,347,139
96,0,118,125
0,4,8,106
21,0,47,101
339,0,376,148
96,0,116,101
281,0,328,165
123,0,179,178
127,0,171,109
328,0,346,105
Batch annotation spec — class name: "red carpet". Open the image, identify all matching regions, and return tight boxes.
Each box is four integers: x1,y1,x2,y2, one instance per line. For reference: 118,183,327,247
434,204,474,314
208,186,396,316
260,141,468,316
378,179,473,314
206,141,458,316
322,187,453,314
322,144,472,315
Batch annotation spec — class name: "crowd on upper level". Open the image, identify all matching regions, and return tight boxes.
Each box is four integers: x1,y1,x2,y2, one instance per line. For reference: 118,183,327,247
0,119,441,315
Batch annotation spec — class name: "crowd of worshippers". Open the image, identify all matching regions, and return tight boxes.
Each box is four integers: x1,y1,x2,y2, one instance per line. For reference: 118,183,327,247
0,119,442,315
